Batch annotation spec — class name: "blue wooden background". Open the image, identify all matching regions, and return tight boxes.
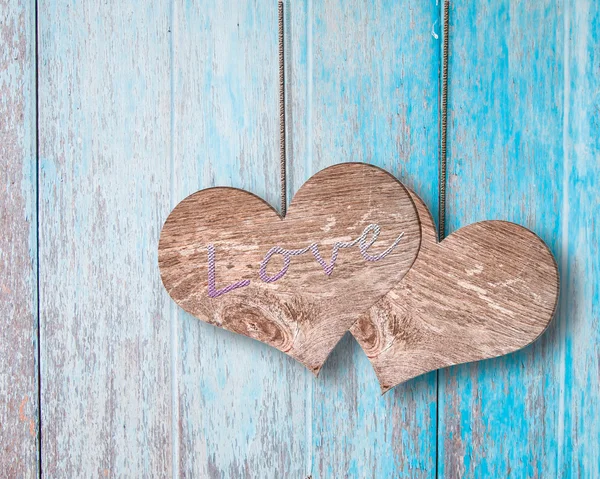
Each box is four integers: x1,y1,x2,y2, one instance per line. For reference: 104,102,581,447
1,0,598,477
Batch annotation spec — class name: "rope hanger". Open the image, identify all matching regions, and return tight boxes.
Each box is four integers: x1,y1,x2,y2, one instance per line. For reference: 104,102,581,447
277,0,450,242
279,0,287,217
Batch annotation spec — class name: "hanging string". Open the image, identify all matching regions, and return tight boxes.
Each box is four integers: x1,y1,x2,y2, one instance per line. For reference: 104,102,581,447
439,0,450,241
278,0,287,217
435,4,450,476
278,0,449,229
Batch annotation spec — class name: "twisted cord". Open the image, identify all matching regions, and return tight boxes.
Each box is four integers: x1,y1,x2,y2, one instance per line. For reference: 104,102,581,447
278,0,287,217
439,0,450,241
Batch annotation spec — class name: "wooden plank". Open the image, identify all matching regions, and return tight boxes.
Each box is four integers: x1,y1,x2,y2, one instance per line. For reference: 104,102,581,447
159,164,421,374
173,1,310,476
436,0,600,476
289,1,440,476
0,0,38,476
352,190,559,392
38,1,173,476
558,0,600,474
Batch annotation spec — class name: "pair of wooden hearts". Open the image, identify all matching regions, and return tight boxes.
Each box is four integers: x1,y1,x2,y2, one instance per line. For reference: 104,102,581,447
159,163,558,393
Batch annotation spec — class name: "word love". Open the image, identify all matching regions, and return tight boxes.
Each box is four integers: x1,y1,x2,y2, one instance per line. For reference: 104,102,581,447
159,163,423,372
207,224,405,298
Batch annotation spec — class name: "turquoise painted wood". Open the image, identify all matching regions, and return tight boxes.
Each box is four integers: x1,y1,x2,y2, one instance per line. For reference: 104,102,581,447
438,0,600,477
0,0,38,477
172,1,309,476
174,0,439,476
38,1,173,476
288,1,440,477
1,0,599,477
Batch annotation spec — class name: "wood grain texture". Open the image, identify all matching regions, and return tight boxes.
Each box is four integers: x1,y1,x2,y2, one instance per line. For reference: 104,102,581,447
38,1,173,476
7,0,594,476
559,1,600,475
289,1,440,476
0,0,38,476
172,1,312,476
159,163,420,373
352,190,558,393
438,0,600,477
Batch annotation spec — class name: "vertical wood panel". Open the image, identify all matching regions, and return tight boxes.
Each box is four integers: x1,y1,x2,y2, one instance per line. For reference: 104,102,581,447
38,1,173,475
559,1,600,475
289,1,440,476
20,1,598,477
436,0,600,476
0,0,38,476
173,1,309,477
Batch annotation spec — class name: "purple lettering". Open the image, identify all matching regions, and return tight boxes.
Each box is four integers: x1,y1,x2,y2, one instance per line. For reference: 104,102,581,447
259,247,293,283
358,224,405,261
208,224,405,296
207,244,250,298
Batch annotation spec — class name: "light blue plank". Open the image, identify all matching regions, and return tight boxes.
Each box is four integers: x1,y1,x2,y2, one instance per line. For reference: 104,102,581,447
33,0,600,476
0,0,38,476
559,0,600,475
173,1,309,476
438,0,599,476
439,0,563,475
289,1,440,476
39,1,173,475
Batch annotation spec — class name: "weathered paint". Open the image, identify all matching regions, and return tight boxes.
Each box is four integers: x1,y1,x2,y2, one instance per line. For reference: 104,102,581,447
172,1,309,477
439,0,600,477
2,0,598,477
289,1,440,476
38,1,173,476
559,2,600,475
0,0,38,477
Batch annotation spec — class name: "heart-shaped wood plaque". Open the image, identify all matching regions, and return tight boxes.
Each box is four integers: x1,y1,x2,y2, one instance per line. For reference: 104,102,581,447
159,163,421,373
351,190,559,392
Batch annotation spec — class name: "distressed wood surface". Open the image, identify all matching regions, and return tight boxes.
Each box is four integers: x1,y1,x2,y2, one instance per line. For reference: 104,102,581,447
0,0,38,477
4,0,597,477
289,1,440,477
159,164,420,373
561,2,600,475
438,0,600,477
172,1,311,476
353,190,558,392
38,1,173,476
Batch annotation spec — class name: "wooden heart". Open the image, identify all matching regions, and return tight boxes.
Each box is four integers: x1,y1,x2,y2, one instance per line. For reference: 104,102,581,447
351,190,559,393
159,163,421,373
